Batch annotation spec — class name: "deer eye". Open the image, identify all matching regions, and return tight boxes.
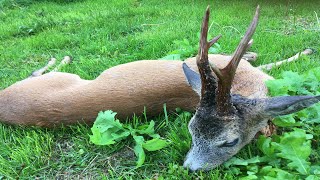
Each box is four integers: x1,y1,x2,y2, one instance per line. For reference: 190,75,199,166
220,138,239,147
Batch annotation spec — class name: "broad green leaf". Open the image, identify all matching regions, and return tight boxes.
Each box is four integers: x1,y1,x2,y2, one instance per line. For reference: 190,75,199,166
133,135,146,167
266,71,307,96
224,157,261,168
142,138,169,151
310,166,320,175
239,175,258,180
136,120,155,134
273,115,303,127
259,166,275,176
247,165,259,174
89,111,130,145
271,128,312,175
299,104,320,124
262,177,277,180
257,166,296,179
266,79,290,96
136,120,160,138
281,71,304,93
257,136,274,156
228,167,241,175
306,175,320,180
275,169,297,179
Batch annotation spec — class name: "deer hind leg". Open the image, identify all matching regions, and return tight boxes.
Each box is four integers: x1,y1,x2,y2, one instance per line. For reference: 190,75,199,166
30,56,72,78
258,48,313,70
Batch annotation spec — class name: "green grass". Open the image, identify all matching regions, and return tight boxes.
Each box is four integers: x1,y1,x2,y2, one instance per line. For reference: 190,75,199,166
0,0,319,179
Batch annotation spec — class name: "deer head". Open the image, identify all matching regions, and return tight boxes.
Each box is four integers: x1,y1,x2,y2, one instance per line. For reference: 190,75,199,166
182,6,320,171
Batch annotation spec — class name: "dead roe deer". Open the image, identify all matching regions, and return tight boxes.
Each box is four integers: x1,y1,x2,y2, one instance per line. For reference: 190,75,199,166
0,5,318,171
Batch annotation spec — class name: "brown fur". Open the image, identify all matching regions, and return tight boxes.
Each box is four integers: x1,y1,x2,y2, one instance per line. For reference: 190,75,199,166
0,54,272,127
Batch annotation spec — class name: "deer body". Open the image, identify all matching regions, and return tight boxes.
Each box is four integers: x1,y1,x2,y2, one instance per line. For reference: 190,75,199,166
0,54,271,127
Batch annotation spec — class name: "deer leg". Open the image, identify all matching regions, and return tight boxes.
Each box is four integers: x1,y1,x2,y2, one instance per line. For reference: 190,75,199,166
258,48,313,70
29,56,72,78
51,56,72,72
30,58,57,77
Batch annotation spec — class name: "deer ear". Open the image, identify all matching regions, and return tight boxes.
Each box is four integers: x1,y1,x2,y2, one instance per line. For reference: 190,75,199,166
183,63,201,96
264,95,320,117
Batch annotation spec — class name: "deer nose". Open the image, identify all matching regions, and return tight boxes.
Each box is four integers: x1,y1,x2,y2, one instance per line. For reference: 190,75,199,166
183,158,203,171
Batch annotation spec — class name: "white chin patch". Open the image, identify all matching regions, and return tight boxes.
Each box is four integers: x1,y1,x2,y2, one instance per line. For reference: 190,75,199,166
183,155,213,171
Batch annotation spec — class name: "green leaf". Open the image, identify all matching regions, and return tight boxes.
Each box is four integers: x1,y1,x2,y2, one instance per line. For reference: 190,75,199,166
271,128,312,175
228,167,241,175
299,104,320,124
275,169,297,179
257,166,296,179
133,135,146,167
310,165,320,175
273,114,303,127
136,120,160,138
136,120,155,134
306,175,320,180
142,138,169,151
266,71,307,96
259,166,276,177
89,111,130,145
281,71,304,93
266,79,290,96
257,136,274,156
224,157,261,168
90,111,168,168
239,175,258,180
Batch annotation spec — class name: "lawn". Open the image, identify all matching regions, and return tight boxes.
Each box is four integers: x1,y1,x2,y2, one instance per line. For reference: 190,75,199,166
0,0,320,179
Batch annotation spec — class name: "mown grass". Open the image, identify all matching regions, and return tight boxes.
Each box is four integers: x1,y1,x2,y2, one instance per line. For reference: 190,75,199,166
0,0,319,179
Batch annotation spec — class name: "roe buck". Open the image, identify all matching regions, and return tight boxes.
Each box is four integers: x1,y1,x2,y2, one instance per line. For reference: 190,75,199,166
0,5,318,171
183,6,320,171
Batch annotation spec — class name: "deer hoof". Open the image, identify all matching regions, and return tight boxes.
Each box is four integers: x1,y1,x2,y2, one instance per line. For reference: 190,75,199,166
243,52,258,62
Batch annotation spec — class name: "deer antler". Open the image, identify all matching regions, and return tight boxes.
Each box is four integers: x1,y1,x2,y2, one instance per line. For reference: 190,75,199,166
197,5,260,115
197,6,222,107
214,5,260,115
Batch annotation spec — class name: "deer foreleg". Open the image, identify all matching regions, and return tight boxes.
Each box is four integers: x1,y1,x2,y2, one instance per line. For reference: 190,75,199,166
29,56,72,78
52,56,72,72
30,58,57,77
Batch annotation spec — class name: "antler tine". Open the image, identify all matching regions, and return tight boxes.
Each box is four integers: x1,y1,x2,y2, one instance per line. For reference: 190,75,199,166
197,6,222,106
223,5,260,77
215,5,260,115
198,6,210,59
